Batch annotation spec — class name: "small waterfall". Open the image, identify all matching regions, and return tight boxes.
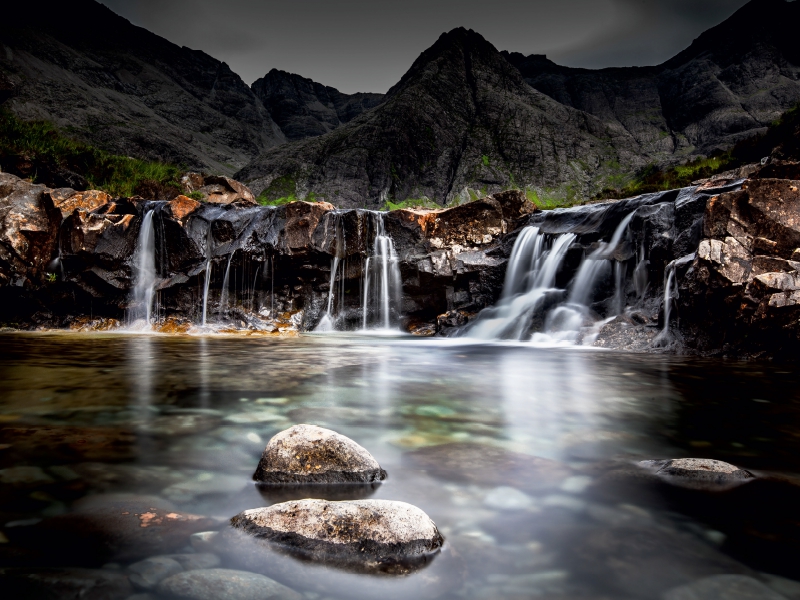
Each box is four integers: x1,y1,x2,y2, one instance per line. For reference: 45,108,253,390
316,213,346,332
654,261,678,346
131,209,158,325
466,228,576,340
468,210,637,343
613,261,626,316
201,221,214,327
219,253,234,320
633,241,649,298
361,212,402,330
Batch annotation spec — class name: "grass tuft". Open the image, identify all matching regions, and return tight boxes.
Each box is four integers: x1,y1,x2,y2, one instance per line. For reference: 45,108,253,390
0,109,183,198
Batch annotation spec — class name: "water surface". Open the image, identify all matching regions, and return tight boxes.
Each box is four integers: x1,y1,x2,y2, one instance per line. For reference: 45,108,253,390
1,333,799,599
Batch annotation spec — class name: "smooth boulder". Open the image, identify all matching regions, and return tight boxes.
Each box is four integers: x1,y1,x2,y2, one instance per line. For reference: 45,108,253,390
640,458,754,489
229,499,443,573
253,424,387,484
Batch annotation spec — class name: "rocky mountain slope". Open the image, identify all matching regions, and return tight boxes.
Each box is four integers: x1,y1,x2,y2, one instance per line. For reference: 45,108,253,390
238,0,800,208
251,69,384,141
237,28,631,209
0,0,287,176
504,0,800,165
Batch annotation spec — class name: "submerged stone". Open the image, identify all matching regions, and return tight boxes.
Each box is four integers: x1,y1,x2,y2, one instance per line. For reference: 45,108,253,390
158,568,301,600
403,442,570,491
662,574,789,600
252,424,387,484
229,499,443,573
639,458,754,489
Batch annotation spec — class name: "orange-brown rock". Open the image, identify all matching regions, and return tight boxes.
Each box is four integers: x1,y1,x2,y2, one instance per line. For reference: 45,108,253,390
0,173,61,286
198,175,257,206
49,189,110,218
282,200,335,253
165,195,201,224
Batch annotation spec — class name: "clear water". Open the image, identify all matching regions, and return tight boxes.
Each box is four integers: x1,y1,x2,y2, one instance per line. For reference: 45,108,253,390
1,332,799,599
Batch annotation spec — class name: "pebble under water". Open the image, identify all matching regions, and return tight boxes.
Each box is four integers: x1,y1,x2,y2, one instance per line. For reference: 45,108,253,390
1,332,800,600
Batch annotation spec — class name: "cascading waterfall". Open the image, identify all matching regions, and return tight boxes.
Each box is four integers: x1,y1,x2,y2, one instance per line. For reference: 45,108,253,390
468,210,638,344
131,209,158,325
219,253,234,320
654,261,678,346
361,212,402,330
201,221,214,327
466,228,576,340
633,240,649,298
315,213,346,332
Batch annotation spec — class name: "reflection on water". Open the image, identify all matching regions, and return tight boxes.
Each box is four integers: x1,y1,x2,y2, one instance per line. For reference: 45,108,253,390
1,333,799,599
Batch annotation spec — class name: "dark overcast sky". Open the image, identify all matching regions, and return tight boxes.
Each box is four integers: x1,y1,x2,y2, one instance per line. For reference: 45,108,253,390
99,0,751,93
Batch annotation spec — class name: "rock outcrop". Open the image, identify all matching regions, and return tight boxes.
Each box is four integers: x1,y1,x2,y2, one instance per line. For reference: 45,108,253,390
0,173,61,288
679,176,800,355
229,499,444,573
253,424,387,484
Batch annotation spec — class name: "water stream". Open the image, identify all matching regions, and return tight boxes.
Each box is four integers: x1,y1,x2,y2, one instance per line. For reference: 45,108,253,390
130,209,158,326
358,212,402,331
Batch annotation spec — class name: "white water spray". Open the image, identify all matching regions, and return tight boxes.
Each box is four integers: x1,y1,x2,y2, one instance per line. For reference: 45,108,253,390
132,209,157,325
466,228,576,340
361,213,402,330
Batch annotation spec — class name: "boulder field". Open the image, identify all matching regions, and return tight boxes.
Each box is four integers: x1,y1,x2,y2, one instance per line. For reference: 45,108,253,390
2,161,800,356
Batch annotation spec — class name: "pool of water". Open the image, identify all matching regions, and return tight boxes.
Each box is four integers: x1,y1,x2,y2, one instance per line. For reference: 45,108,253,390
1,332,799,599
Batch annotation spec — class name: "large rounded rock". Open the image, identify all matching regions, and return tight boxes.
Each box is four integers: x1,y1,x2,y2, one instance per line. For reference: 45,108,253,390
230,499,443,573
639,458,754,489
252,424,387,484
158,568,301,600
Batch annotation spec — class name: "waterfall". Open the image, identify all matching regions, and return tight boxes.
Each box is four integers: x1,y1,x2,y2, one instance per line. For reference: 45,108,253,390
633,240,649,298
361,212,402,330
654,262,678,346
219,253,234,320
201,221,214,327
131,209,157,325
315,212,346,332
467,210,636,343
466,228,576,340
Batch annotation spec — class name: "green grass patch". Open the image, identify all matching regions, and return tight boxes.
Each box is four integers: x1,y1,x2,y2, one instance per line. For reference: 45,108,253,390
594,101,800,201
381,197,441,211
0,109,183,197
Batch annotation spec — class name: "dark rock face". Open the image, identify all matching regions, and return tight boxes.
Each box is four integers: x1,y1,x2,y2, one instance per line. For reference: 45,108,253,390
679,177,800,355
229,499,444,574
238,28,625,209
253,424,387,484
0,0,286,175
504,0,800,162
0,173,61,288
252,69,384,141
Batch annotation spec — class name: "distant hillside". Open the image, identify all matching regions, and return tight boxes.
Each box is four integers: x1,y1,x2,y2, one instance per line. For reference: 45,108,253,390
0,0,286,175
252,69,384,141
505,0,800,162
237,28,629,209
